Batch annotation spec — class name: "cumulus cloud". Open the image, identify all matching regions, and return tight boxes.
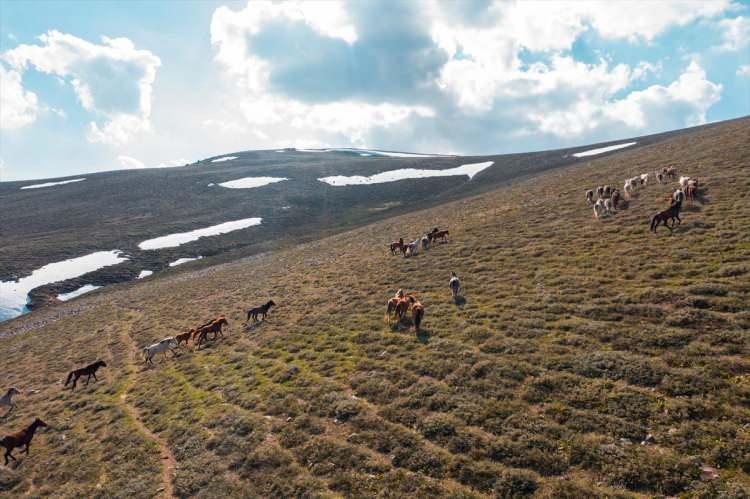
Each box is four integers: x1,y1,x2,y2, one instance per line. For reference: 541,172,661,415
0,64,38,129
718,16,750,51
738,64,750,76
2,30,161,145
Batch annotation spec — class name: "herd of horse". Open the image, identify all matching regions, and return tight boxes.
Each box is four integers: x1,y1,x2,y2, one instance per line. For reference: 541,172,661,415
390,227,449,257
585,165,701,233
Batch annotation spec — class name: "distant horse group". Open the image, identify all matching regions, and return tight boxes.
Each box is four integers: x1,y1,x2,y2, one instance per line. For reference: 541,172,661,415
389,227,449,257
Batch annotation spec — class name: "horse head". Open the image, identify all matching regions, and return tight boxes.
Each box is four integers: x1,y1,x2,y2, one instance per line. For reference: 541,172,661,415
96,360,107,368
32,418,48,430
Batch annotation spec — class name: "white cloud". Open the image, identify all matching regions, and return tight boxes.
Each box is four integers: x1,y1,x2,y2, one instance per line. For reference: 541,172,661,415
156,158,190,168
2,30,161,145
117,155,145,168
718,16,750,51
0,64,38,129
738,64,750,76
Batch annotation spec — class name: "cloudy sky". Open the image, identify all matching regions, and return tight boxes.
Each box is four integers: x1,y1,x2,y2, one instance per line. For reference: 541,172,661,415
1,0,748,181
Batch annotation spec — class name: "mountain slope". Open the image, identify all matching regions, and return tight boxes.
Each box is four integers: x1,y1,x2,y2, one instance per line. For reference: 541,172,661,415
1,119,742,317
0,118,748,497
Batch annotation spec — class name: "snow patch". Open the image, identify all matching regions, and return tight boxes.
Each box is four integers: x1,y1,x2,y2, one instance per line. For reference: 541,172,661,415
318,161,494,186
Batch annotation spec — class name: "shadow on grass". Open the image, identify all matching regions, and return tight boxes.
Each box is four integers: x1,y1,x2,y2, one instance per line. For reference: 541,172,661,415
244,321,266,333
416,329,431,344
453,295,466,307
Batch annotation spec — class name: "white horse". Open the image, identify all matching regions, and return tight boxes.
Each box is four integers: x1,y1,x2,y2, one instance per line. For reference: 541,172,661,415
603,198,613,214
449,272,461,298
640,173,649,185
421,235,430,250
593,199,605,218
0,388,20,415
679,176,691,189
143,337,178,364
624,179,636,198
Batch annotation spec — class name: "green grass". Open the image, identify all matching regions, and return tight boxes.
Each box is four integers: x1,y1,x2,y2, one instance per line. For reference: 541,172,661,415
0,117,749,497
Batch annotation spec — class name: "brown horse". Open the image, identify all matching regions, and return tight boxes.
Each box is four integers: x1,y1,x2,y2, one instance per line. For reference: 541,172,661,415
191,316,225,341
196,318,229,347
410,298,425,331
1,418,47,465
650,199,682,233
64,360,107,390
610,189,620,210
385,293,417,322
175,330,194,346
685,179,698,202
389,238,405,255
431,230,449,243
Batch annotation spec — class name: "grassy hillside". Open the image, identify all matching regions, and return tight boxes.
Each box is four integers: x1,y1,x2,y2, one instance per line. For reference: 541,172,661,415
0,117,748,498
0,120,739,313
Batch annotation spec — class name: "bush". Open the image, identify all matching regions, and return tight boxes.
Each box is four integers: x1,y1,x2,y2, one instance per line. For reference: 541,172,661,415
493,469,539,498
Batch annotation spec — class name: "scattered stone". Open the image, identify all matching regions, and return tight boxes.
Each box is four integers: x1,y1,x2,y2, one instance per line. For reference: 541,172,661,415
700,466,720,481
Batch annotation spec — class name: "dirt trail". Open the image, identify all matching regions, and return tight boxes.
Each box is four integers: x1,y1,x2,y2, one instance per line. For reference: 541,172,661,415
117,324,177,499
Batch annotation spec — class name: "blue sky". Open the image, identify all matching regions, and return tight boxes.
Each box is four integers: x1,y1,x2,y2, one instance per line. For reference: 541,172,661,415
1,0,748,180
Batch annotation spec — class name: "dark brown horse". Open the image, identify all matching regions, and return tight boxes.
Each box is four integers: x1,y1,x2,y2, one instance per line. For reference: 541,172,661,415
650,199,682,233
410,298,424,331
247,300,276,322
196,317,230,346
64,360,107,390
1,418,47,465
385,293,416,322
175,330,194,346
389,238,405,255
431,230,449,242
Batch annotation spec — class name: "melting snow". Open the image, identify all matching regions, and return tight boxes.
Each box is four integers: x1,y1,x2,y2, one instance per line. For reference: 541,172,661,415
572,142,637,158
216,177,287,189
138,218,262,250
20,178,86,190
58,284,101,302
0,250,128,321
137,270,153,279
169,257,203,267
318,161,494,186
211,156,238,163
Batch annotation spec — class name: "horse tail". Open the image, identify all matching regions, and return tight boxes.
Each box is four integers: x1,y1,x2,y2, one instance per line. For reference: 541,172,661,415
385,301,393,321
64,371,74,386
650,214,658,232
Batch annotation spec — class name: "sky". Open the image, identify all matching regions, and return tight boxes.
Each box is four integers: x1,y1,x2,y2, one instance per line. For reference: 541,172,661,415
0,0,748,181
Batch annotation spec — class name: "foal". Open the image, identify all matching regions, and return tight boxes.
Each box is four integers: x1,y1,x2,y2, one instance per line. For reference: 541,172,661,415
64,360,107,390
1,418,47,465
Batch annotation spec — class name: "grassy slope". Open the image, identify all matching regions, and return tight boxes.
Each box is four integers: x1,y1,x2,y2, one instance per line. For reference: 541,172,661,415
0,118,749,498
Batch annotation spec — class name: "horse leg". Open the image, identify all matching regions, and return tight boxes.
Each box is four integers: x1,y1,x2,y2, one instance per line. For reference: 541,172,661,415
71,374,78,390
6,449,16,464
92,372,98,381
85,374,91,386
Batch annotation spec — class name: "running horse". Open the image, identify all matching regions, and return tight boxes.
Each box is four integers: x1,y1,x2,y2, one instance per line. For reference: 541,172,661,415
247,301,276,322
650,198,682,233
64,360,107,390
406,295,425,331
389,238,405,255
1,418,47,465
196,317,230,347
431,230,449,243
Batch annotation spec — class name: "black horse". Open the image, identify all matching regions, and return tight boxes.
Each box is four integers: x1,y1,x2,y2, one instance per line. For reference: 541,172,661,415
64,360,107,390
650,199,682,233
246,300,276,322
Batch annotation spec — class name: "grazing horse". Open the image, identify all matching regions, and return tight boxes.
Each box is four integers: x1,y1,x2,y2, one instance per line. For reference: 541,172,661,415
247,301,275,322
585,190,594,203
651,199,682,233
64,360,107,390
389,238,405,255
610,189,620,210
449,272,461,299
143,337,178,364
0,388,20,415
1,418,47,465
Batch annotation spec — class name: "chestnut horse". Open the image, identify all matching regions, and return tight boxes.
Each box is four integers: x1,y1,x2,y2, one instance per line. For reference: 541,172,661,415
1,418,47,465
650,199,682,233
176,330,194,346
431,230,449,242
408,296,425,331
64,360,107,390
389,238,405,255
196,318,230,347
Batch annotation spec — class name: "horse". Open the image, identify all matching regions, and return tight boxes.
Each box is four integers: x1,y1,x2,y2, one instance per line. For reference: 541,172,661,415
191,317,223,341
247,301,275,322
389,238,405,255
427,228,440,243
585,190,594,203
610,189,620,210
432,230,449,243
143,337,178,364
673,189,685,205
685,179,698,202
0,388,20,415
593,198,605,218
196,318,230,347
409,297,424,331
664,165,677,179
603,198,613,215
596,186,604,199
449,272,461,299
64,360,107,390
656,172,665,184
640,173,649,185
405,239,419,257
650,199,682,233
1,418,47,465
679,176,692,189
603,185,611,198
385,293,416,322
175,330,194,347
421,235,430,250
